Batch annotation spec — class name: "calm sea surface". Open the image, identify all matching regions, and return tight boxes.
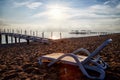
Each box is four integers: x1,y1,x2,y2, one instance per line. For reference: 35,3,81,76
1,32,101,44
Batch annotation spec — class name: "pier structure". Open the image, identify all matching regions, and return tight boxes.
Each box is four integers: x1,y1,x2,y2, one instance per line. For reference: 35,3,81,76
0,29,49,45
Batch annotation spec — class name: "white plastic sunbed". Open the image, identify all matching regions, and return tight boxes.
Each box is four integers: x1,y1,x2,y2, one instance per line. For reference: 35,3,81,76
38,39,112,80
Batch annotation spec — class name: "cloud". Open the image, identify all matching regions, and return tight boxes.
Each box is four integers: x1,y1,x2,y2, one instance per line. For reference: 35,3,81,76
26,2,42,9
1,0,120,32
33,2,120,20
116,4,120,9
14,1,42,9
14,2,27,7
103,0,120,7
32,4,71,20
90,4,120,19
32,12,48,18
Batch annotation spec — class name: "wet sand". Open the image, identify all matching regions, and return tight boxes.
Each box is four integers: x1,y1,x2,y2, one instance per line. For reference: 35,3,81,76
0,33,120,80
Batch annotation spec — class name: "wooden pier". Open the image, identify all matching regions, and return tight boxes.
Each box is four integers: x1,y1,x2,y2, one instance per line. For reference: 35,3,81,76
0,29,49,45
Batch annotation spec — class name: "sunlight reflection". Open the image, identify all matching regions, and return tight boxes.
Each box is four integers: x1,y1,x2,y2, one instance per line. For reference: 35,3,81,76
51,36,60,40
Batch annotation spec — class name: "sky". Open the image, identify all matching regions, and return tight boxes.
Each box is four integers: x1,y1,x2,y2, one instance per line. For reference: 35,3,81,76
0,0,120,32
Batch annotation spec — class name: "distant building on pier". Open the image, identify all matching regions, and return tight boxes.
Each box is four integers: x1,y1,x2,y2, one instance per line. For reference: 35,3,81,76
69,30,91,34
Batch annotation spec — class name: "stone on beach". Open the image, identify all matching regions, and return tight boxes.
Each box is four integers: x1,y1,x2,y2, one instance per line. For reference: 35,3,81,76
0,33,120,80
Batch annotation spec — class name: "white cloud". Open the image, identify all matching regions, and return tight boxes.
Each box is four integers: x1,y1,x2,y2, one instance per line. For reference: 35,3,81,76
14,1,42,9
26,2,42,9
10,1,120,31
32,3,120,22
104,1,111,5
103,0,120,7
32,4,71,20
116,4,120,9
14,2,28,7
32,11,48,18
89,4,120,17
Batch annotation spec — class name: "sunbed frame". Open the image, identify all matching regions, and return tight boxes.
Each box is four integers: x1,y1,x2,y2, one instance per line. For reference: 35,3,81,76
38,39,112,80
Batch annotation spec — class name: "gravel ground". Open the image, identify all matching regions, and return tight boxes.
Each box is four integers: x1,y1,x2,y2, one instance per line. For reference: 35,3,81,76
0,33,120,80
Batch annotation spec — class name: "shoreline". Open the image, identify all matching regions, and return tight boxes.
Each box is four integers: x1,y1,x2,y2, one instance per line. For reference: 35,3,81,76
1,33,119,45
0,33,120,80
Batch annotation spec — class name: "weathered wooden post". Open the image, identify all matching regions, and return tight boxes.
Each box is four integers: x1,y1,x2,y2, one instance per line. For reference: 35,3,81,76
11,36,13,43
30,30,32,36
15,37,17,43
33,31,35,36
9,29,11,33
36,31,38,36
7,29,9,33
25,30,27,35
4,29,6,33
18,37,20,43
60,32,62,39
5,34,8,44
12,29,14,33
26,39,29,45
17,29,19,34
42,32,44,38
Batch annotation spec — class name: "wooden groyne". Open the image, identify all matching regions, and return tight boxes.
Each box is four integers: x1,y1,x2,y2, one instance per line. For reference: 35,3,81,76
0,29,49,45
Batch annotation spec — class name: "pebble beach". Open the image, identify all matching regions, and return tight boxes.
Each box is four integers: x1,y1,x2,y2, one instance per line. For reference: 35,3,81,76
0,33,120,80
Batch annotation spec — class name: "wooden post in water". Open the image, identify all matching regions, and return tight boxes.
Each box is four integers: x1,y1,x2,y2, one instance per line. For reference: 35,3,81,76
11,36,13,43
15,37,17,43
7,29,9,33
36,31,38,36
4,29,6,33
30,30,32,36
0,34,2,44
60,32,62,39
18,37,20,43
25,30,27,35
42,32,44,38
12,29,14,33
10,29,11,33
17,29,19,34
33,31,35,36
26,39,29,45
5,35,8,44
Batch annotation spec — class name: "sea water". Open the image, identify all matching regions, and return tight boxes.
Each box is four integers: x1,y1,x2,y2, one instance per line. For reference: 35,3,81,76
1,35,27,44
1,32,100,44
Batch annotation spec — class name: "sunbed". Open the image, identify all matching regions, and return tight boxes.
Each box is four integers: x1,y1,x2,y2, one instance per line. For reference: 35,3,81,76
38,39,112,79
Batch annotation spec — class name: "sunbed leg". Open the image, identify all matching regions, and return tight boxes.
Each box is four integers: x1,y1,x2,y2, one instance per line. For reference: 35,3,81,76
84,65,105,80
91,57,108,69
38,57,43,65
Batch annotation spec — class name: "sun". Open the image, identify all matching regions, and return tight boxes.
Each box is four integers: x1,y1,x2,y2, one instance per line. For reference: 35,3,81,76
49,8,62,19
48,5,65,20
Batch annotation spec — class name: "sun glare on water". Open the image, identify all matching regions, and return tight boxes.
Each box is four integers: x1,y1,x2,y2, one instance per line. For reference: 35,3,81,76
51,36,60,40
